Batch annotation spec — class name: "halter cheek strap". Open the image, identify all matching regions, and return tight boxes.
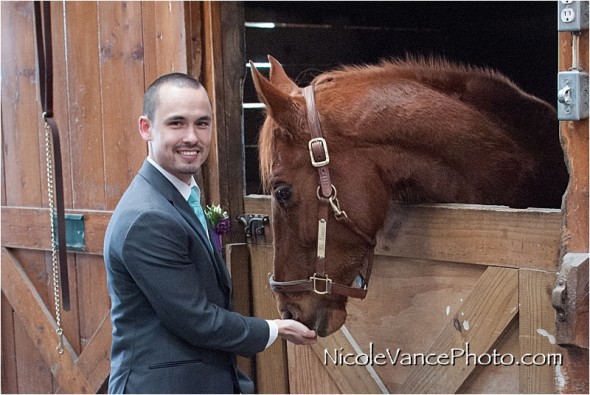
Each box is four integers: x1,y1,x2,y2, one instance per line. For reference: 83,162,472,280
268,85,376,299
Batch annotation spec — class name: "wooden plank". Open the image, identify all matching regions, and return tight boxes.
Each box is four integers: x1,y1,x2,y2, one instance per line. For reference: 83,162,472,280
13,309,53,393
227,244,254,379
1,207,111,255
244,196,561,269
0,1,43,207
345,256,488,392
458,318,520,393
400,266,518,393
287,328,387,394
1,294,18,393
97,1,146,210
1,248,92,393
64,1,107,210
184,2,203,79
378,204,561,270
141,1,187,85
76,254,110,350
557,27,589,347
556,253,589,347
209,2,247,245
287,341,342,393
64,312,112,392
559,31,589,257
556,28,589,392
519,269,558,394
48,0,73,209
309,328,386,394
200,1,222,208
249,244,289,393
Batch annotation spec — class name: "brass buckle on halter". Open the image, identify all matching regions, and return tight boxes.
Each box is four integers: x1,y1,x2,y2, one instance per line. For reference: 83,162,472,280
310,273,332,295
308,137,330,167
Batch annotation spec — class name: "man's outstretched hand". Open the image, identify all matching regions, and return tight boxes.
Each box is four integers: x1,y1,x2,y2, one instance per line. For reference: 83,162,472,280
275,319,317,345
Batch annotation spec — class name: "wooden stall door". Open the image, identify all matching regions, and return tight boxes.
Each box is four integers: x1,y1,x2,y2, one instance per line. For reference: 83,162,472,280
241,196,563,394
1,2,190,393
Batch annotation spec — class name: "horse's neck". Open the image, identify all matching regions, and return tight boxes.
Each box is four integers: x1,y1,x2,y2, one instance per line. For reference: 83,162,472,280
365,130,531,207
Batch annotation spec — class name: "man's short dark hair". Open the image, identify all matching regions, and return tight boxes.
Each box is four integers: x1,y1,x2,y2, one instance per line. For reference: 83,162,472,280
143,73,203,121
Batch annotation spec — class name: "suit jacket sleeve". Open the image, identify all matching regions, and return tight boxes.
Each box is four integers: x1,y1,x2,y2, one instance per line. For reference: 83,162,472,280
121,206,269,356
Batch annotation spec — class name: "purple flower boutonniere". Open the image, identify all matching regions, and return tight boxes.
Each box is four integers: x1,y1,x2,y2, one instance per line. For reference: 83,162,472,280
204,204,231,252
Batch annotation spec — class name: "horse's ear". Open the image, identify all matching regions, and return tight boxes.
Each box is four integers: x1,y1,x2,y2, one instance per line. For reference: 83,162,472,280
268,55,298,94
250,60,301,129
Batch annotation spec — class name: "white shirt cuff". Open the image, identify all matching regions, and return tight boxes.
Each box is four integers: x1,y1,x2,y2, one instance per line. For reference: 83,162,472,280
265,320,278,348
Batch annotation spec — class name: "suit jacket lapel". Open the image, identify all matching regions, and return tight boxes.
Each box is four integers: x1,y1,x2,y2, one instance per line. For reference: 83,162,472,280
138,161,232,297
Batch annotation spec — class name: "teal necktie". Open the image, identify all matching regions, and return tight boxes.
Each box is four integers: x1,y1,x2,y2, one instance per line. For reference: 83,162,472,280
188,186,212,250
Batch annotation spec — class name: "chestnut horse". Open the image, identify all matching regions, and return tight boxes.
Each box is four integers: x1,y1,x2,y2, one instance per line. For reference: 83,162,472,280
250,56,567,337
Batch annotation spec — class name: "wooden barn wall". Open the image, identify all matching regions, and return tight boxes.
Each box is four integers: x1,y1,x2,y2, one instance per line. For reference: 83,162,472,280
0,1,235,393
556,27,589,393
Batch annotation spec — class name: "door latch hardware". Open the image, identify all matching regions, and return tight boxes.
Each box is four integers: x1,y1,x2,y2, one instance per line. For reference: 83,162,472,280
552,278,568,322
52,213,85,251
237,214,269,239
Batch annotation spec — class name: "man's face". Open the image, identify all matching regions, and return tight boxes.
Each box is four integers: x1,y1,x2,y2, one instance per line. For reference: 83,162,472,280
140,84,212,184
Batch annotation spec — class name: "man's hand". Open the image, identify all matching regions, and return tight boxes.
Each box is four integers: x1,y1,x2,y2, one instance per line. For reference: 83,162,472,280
274,319,317,345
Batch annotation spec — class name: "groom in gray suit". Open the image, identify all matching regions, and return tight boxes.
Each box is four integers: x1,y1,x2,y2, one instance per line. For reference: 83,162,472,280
104,73,316,394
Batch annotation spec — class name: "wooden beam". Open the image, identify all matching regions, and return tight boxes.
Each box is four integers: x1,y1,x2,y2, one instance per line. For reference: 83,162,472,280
65,312,112,392
378,204,561,270
226,244,254,379
555,253,589,348
519,269,559,394
249,244,289,393
199,2,247,245
400,266,518,393
555,28,589,392
244,196,562,270
1,248,93,393
1,207,110,255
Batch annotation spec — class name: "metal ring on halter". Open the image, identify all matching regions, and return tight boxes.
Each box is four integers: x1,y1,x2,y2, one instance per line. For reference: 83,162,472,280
316,184,337,200
316,185,347,219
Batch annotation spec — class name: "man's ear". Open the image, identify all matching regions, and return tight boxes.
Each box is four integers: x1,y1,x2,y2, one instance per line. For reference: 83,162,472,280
139,116,152,141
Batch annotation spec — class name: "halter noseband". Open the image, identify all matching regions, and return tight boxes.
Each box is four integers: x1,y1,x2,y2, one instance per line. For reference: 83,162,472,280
268,85,376,299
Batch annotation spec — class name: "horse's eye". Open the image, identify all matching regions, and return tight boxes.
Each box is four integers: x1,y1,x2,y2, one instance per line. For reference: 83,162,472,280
274,185,292,203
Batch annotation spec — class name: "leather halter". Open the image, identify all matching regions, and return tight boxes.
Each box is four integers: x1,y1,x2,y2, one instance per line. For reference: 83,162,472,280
268,85,376,299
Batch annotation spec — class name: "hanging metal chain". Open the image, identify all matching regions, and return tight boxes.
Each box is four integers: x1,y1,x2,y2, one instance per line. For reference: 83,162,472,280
44,114,64,355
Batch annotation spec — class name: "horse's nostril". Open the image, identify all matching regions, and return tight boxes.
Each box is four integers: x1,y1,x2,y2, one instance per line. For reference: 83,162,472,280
280,309,294,320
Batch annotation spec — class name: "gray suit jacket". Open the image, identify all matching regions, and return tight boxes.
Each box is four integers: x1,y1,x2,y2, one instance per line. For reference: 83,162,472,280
104,160,268,393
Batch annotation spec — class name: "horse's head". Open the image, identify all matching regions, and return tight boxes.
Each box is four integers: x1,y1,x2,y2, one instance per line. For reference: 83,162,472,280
250,57,388,336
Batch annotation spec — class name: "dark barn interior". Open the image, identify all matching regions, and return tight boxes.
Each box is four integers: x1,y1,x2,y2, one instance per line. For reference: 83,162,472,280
242,1,557,194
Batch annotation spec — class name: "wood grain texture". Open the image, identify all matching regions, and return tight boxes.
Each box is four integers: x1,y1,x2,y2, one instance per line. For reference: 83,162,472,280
400,267,519,393
519,269,558,394
1,248,92,393
378,203,561,270
249,244,289,393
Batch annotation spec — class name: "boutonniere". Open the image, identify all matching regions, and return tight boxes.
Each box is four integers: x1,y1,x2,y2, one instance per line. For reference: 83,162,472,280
204,204,231,252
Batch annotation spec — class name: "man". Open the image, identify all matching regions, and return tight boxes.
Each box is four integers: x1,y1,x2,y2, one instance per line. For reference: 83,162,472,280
104,73,316,394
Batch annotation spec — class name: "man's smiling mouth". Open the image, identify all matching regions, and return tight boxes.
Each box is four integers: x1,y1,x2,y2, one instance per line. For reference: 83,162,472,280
178,149,199,157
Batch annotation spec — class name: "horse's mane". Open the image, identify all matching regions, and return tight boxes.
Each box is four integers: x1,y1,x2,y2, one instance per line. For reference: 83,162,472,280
313,55,526,100
258,56,549,193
